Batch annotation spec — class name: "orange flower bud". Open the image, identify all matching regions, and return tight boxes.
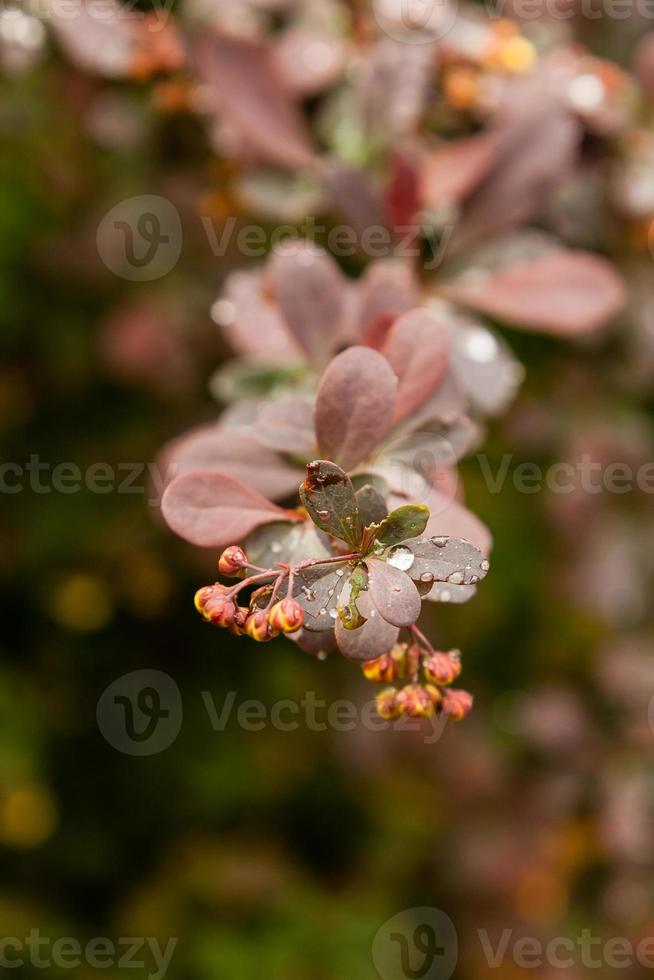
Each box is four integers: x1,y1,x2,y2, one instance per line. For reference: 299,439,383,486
376,688,400,719
396,684,435,719
363,653,398,684
442,689,473,721
268,598,304,634
195,584,235,624
218,546,248,578
423,650,462,687
424,684,443,708
245,610,279,643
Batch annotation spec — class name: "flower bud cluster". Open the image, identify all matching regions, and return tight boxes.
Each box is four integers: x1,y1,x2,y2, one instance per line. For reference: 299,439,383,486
363,645,472,722
194,547,305,643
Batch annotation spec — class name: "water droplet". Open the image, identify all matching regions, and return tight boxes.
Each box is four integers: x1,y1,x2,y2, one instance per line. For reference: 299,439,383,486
387,546,415,571
448,571,464,585
329,608,338,619
392,586,402,593
318,607,327,616
317,510,329,519
302,587,315,601
430,536,448,548
336,569,344,577
469,574,480,585
481,559,490,572
420,572,434,584
271,541,282,554
317,651,328,661
440,589,452,603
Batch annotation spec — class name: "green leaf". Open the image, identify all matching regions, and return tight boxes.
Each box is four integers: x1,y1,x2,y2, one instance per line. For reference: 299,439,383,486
299,461,361,547
374,505,429,547
338,565,368,631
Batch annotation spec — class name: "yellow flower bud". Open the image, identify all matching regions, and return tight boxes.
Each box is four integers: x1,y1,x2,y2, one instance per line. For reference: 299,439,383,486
268,598,304,634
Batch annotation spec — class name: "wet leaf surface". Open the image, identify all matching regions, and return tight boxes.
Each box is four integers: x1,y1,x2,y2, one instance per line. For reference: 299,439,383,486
375,505,429,547
244,521,331,569
385,536,490,587
299,461,361,547
334,589,400,661
365,557,422,627
292,562,352,632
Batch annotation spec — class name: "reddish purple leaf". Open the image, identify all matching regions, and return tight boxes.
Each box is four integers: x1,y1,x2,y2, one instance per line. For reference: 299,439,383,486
194,33,316,170
216,270,302,363
440,249,625,336
265,241,349,366
165,426,303,501
50,0,183,78
420,133,497,209
381,309,450,424
162,472,300,548
334,590,400,662
290,628,337,659
385,152,421,231
366,558,421,627
323,162,386,242
404,368,467,429
357,259,420,345
314,347,398,471
449,99,580,252
255,398,317,457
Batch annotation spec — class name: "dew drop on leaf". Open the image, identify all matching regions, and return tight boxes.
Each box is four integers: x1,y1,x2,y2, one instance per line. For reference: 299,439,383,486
387,546,415,571
430,536,448,548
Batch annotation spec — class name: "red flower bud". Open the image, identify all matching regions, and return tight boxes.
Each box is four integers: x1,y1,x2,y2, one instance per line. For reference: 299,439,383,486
245,610,279,643
396,684,435,718
268,598,304,634
423,650,462,687
442,689,473,721
194,584,238,628
218,546,248,578
228,606,249,636
376,688,400,719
